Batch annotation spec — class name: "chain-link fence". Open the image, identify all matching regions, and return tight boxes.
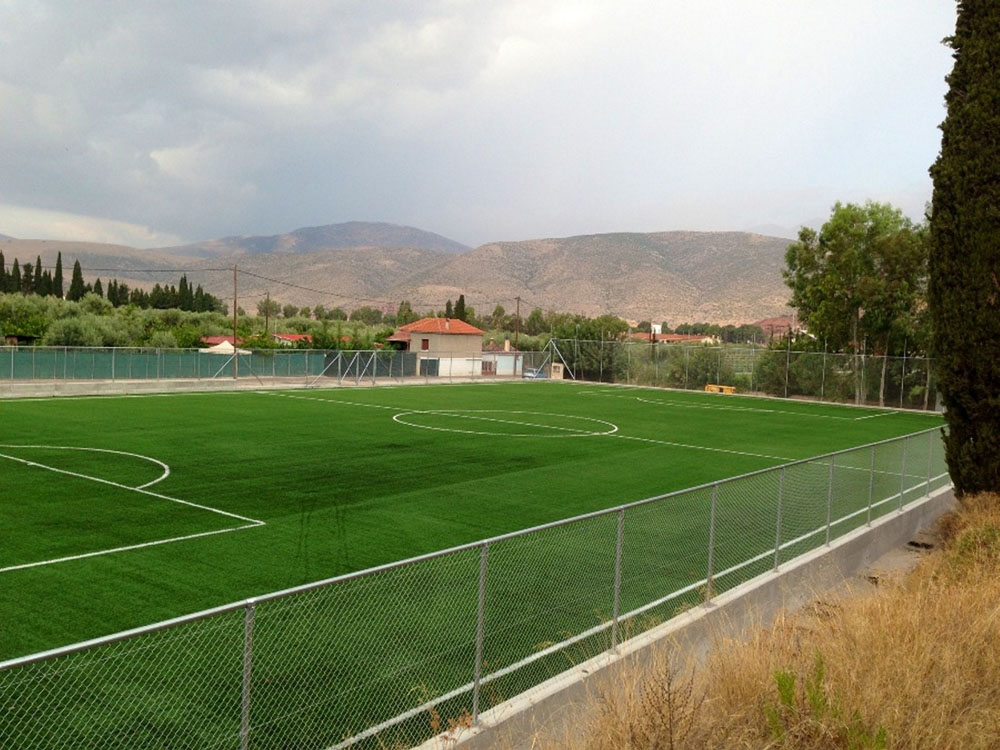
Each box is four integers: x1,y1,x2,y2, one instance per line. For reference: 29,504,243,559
548,339,939,411
0,427,949,749
0,347,554,387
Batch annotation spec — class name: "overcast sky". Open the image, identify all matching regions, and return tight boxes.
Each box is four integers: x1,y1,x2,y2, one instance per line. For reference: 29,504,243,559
0,1,955,248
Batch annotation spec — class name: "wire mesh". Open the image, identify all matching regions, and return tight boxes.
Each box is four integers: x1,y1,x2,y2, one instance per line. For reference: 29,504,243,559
0,428,949,749
618,486,712,619
478,513,618,713
711,470,783,591
0,609,245,750
246,547,481,749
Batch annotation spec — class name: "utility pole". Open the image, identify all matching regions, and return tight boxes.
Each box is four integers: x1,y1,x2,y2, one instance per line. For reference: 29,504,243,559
233,264,238,380
514,296,521,349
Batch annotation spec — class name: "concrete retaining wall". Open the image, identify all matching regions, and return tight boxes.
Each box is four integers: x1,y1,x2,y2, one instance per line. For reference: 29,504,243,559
420,484,955,750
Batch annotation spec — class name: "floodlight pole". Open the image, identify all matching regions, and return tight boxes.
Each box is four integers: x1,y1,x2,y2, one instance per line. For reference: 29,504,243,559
514,296,521,350
233,264,239,380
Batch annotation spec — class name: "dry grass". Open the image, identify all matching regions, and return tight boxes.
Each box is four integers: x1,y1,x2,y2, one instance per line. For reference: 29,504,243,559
529,493,1000,750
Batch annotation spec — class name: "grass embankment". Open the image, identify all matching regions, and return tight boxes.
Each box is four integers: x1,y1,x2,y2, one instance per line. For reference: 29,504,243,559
536,493,1000,750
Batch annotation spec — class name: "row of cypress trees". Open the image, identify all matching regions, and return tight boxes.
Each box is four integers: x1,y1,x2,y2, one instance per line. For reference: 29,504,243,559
0,251,64,298
0,251,223,312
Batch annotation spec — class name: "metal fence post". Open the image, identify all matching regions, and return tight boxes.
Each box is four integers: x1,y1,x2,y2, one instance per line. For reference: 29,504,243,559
821,346,827,401
705,483,719,601
825,456,835,546
926,430,934,496
867,445,875,526
611,509,625,652
472,543,489,723
898,438,908,511
774,468,784,571
240,600,256,750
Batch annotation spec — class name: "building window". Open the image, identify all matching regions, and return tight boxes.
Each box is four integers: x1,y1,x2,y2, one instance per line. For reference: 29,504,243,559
421,338,429,351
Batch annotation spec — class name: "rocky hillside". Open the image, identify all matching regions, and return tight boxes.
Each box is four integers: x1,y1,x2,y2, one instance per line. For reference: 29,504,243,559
157,222,469,258
388,231,791,325
0,225,793,325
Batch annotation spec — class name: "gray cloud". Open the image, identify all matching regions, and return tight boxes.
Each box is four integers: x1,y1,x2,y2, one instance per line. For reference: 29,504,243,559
0,0,954,247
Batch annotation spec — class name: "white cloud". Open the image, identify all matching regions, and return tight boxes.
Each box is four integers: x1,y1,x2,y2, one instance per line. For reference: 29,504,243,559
0,0,955,245
0,204,183,248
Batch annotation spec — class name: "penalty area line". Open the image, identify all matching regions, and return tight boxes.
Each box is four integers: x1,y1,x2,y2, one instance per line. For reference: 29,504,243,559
0,452,263,525
0,523,264,574
605,433,794,462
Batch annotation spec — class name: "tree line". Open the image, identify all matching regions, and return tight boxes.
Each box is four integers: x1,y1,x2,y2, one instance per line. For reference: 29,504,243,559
0,251,223,312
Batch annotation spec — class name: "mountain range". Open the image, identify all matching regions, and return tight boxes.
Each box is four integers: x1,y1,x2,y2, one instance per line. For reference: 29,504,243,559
0,222,793,325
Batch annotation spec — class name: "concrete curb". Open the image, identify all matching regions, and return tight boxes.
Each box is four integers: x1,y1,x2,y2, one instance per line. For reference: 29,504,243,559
417,484,955,750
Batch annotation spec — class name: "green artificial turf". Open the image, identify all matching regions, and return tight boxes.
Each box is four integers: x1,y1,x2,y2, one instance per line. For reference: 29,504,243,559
0,381,946,749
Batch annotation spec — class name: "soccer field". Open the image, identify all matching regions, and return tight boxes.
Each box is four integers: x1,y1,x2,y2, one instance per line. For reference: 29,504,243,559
0,380,943,662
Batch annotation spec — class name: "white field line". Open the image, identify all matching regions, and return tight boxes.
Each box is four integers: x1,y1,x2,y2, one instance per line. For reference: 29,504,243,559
256,390,403,411
620,392,896,422
0,524,263,574
0,444,170,489
0,452,265,573
0,452,261,524
392,410,618,438
264,388,793,460
853,411,898,421
607,433,794,462
0,390,248,404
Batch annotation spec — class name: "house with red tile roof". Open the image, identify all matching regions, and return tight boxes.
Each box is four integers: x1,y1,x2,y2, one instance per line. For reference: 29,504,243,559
752,315,799,342
272,333,313,346
201,335,242,346
626,332,718,344
388,317,484,354
387,317,486,377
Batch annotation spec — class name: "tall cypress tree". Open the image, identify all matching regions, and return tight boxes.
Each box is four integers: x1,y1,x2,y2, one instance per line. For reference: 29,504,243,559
33,256,44,296
10,259,21,294
67,260,86,301
929,1,1000,494
53,252,64,298
0,251,6,292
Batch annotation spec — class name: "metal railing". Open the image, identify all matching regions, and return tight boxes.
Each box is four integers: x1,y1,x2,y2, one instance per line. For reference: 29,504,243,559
548,339,939,411
0,346,553,387
0,427,949,749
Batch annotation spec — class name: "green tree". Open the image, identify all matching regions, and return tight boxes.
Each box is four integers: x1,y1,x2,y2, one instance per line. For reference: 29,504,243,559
33,256,44,295
348,305,383,325
92,278,104,298
53,252,63,298
0,251,6,291
454,294,467,322
282,304,299,319
489,304,506,329
256,297,281,319
10,259,21,294
784,201,925,403
42,316,103,346
395,300,417,325
929,1,1000,495
20,259,33,295
525,307,546,335
67,260,86,301
445,299,453,318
